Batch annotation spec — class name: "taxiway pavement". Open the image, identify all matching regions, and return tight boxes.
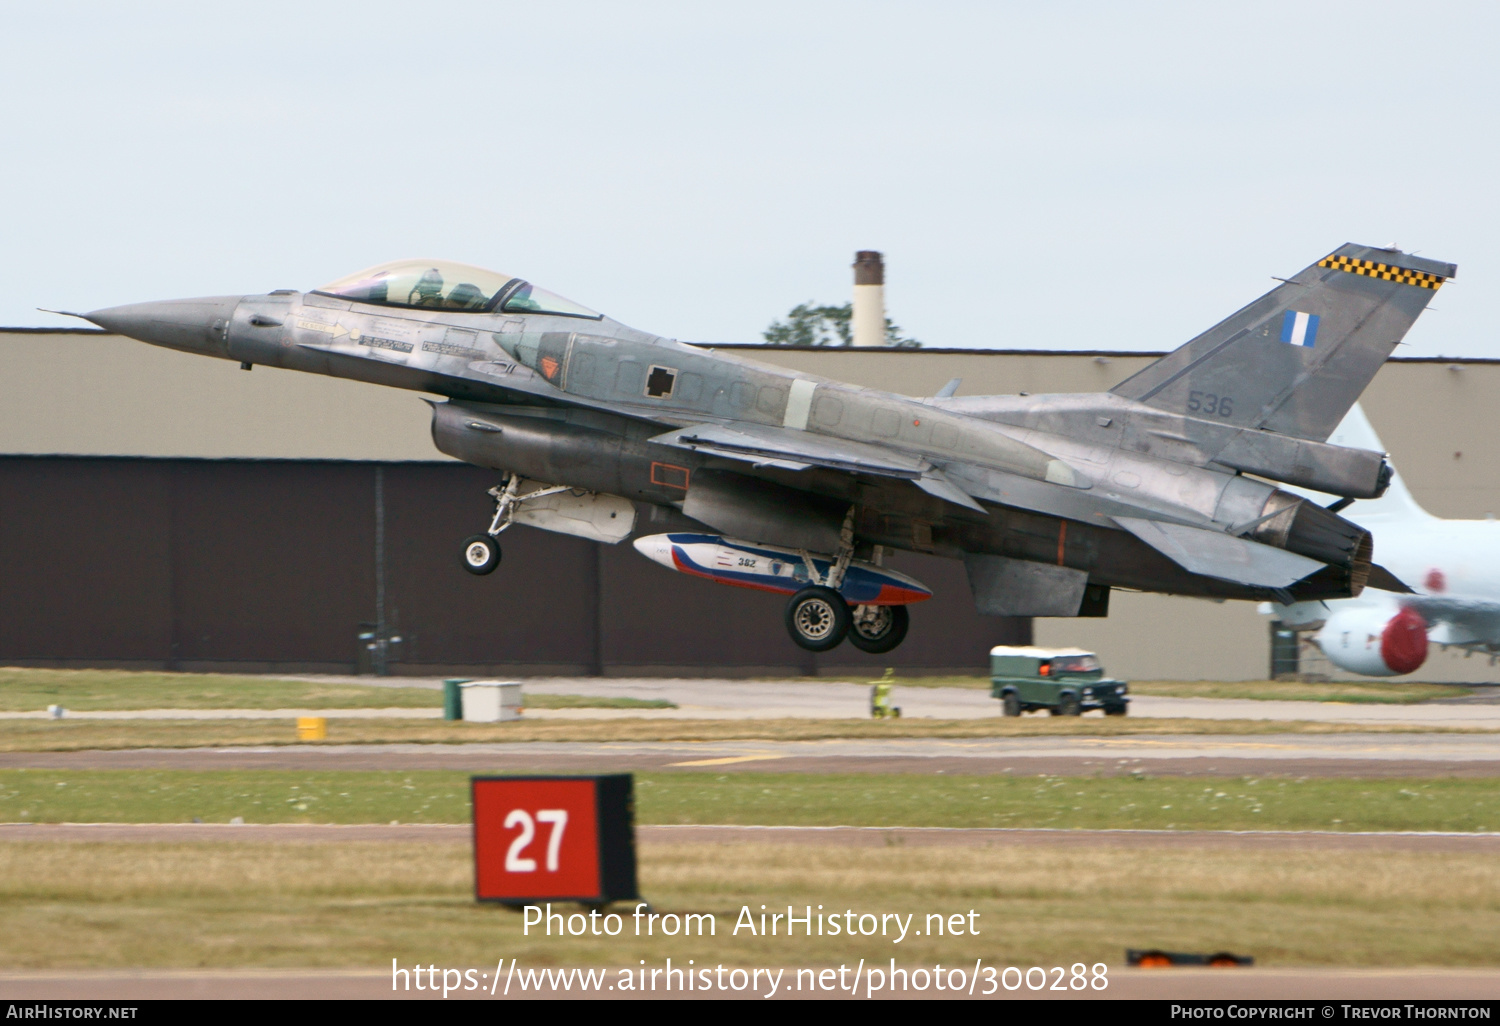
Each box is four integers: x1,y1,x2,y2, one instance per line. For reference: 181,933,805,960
5,732,1500,777
10,677,1500,728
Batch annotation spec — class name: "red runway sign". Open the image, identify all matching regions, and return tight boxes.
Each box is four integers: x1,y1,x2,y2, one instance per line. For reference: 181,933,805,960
472,775,638,905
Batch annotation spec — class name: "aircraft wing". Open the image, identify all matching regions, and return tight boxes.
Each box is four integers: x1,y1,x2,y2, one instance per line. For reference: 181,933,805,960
1113,516,1325,588
1404,595,1500,642
648,423,989,512
654,420,1347,582
649,422,925,477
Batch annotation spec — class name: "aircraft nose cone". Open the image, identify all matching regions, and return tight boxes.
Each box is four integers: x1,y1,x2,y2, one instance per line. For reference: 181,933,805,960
85,296,242,353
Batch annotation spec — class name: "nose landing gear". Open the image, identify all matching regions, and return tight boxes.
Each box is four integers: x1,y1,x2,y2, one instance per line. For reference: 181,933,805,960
460,475,572,576
462,535,501,575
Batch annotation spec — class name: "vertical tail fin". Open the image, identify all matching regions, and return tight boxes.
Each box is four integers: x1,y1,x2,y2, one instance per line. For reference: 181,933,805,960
1111,244,1455,442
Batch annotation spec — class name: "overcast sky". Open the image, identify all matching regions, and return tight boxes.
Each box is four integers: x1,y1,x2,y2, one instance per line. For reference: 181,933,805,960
4,2,1498,355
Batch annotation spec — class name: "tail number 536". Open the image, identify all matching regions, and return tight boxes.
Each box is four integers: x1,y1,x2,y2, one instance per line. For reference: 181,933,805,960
1187,391,1233,417
503,809,569,872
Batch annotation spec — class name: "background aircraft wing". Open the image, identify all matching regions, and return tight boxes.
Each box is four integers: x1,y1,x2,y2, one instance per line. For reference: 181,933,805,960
1404,595,1500,642
1113,515,1325,588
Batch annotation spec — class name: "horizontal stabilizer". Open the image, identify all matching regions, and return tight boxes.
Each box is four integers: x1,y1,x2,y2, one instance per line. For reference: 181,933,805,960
1114,516,1323,588
649,423,928,478
1366,563,1414,594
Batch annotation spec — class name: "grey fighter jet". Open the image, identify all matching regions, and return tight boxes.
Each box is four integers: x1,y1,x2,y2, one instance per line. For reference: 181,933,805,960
81,245,1451,654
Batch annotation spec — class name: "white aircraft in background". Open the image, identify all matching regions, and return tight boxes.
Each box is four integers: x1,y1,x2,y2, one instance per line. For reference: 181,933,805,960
1272,404,1500,677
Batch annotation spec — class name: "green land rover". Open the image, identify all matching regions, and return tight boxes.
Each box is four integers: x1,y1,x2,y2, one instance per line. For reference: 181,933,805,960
989,646,1130,717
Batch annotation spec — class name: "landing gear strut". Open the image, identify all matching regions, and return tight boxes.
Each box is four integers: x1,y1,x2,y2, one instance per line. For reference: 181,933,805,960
782,508,910,654
461,475,572,576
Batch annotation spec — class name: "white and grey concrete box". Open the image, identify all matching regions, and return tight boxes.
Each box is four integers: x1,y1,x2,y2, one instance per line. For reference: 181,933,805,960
459,681,522,722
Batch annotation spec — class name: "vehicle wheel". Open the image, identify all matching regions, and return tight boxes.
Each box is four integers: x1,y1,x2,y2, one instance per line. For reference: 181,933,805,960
1001,692,1022,717
461,535,501,575
784,586,851,652
1104,704,1128,717
847,604,910,653
1058,693,1081,717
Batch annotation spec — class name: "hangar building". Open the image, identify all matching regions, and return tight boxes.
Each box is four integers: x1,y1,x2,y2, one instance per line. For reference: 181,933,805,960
2,329,1496,681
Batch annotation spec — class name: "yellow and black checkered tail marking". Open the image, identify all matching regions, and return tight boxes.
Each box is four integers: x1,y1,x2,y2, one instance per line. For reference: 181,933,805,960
1318,254,1445,290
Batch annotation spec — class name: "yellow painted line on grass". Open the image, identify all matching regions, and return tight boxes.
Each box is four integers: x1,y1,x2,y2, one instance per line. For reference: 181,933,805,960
669,755,788,767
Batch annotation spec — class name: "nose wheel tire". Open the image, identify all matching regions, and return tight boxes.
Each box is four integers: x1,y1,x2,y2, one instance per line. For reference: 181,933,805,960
785,587,851,652
847,604,910,654
461,535,501,575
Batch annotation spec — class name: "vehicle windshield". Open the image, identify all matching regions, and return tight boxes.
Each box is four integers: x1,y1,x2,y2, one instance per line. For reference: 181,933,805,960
1052,655,1101,674
313,260,599,318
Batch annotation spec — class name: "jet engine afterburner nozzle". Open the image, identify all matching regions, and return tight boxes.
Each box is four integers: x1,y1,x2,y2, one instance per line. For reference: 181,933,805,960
1252,492,1373,597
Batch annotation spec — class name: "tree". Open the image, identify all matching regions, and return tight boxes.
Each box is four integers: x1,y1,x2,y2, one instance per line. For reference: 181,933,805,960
763,302,920,348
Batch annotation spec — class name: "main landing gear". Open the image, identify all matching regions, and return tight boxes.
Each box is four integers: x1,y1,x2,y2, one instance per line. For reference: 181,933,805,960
784,590,910,653
461,475,572,576
782,510,911,654
849,603,910,654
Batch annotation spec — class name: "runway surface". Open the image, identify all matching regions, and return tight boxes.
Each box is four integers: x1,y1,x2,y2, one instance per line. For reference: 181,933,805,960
5,732,1500,776
6,821,1500,853
0,967,1495,1000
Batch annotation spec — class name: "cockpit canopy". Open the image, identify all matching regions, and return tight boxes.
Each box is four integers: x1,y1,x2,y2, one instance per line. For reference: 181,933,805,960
313,259,599,318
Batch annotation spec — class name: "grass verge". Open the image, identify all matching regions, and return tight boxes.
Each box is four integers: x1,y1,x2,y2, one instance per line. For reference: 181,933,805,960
1129,680,1473,704
0,668,438,711
1,839,1497,968
4,770,1500,833
0,668,675,713
0,716,1475,753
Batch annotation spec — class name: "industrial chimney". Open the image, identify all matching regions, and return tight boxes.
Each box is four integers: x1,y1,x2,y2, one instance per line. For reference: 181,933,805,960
851,250,884,347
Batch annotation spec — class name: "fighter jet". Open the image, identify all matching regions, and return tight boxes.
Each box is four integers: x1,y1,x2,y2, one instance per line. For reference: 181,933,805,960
79,245,1452,654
